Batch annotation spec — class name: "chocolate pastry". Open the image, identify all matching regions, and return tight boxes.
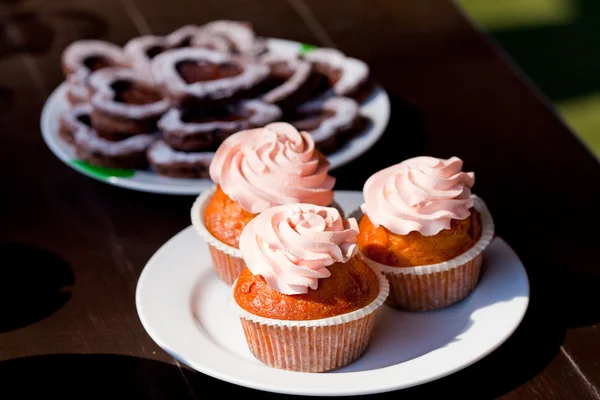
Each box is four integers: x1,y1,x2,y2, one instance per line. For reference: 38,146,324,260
193,20,267,56
150,47,269,107
302,48,372,101
124,25,203,81
158,99,282,152
287,96,369,154
72,125,159,169
58,103,92,144
61,40,129,105
146,140,214,179
87,67,171,139
257,53,327,110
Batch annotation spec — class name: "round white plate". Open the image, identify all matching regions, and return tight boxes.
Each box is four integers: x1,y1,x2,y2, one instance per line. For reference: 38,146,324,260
40,38,390,195
136,190,530,396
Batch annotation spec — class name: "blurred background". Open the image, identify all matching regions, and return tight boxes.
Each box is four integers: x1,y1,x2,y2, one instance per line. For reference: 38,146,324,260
457,0,600,159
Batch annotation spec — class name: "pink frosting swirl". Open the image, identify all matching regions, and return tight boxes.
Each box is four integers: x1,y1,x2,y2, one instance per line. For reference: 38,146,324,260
209,122,335,214
239,204,359,294
361,156,475,236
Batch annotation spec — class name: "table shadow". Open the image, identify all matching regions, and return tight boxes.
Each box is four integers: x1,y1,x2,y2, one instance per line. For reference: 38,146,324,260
0,86,15,114
0,0,25,4
0,8,108,59
560,267,600,328
0,354,199,400
0,242,74,333
0,11,54,55
353,260,569,399
330,93,425,191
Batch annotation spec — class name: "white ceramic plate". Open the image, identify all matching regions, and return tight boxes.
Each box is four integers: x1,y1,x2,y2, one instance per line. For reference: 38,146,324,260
40,38,391,195
136,190,530,396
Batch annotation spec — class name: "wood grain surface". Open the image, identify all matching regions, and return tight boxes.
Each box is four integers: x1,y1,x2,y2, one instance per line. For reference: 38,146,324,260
1,0,599,398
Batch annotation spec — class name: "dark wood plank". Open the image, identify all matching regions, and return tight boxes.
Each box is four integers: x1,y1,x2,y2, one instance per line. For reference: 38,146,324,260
0,0,325,398
1,0,599,398
122,0,342,396
128,0,318,44
300,0,600,398
0,1,197,397
5,0,142,93
0,0,173,358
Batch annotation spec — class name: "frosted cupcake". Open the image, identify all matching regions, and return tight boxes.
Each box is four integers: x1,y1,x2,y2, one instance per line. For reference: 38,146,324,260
355,156,494,311
232,203,389,372
191,122,336,285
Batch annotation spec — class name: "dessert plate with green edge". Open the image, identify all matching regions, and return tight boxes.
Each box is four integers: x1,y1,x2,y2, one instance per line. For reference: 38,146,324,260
41,38,391,195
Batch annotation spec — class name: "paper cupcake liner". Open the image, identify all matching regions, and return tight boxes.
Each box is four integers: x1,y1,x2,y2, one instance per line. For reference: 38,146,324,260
206,245,248,286
191,184,345,286
354,195,495,311
380,252,483,311
190,185,244,286
230,269,389,372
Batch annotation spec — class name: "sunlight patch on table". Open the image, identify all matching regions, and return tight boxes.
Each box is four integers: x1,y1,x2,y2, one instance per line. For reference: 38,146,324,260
556,93,600,159
457,0,576,30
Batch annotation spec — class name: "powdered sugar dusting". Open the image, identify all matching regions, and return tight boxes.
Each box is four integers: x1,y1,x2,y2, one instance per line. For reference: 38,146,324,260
65,75,91,104
125,25,203,80
147,140,215,164
150,48,269,101
124,35,165,79
60,103,92,132
245,99,282,126
158,100,281,135
304,48,368,96
260,53,311,104
190,31,232,53
297,96,359,143
88,67,171,119
62,40,129,81
74,128,159,156
201,20,266,55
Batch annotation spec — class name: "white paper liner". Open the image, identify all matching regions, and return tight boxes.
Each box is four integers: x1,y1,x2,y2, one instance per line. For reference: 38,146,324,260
384,253,483,311
352,195,494,276
230,268,389,328
232,271,388,371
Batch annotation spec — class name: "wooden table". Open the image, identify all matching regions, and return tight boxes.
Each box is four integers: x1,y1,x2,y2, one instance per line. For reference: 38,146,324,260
2,0,599,398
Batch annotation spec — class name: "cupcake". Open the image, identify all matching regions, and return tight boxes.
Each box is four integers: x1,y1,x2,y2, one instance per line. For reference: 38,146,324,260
191,122,337,285
232,203,389,372
355,156,494,311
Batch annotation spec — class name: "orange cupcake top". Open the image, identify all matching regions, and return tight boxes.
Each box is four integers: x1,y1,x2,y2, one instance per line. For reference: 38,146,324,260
233,203,379,320
204,185,256,248
357,209,482,267
358,156,481,267
234,258,380,320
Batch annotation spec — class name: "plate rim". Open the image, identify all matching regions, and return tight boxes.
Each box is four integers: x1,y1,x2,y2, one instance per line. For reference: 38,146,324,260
40,38,391,196
135,190,530,396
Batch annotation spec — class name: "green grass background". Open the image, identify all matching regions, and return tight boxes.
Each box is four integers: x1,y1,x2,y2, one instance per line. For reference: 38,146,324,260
457,0,600,158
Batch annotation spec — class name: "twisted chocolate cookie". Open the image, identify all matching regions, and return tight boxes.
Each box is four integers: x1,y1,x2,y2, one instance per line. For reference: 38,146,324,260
87,67,171,139
158,99,281,151
150,47,269,107
287,96,369,154
61,40,129,106
303,48,372,101
146,140,214,178
124,25,203,81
